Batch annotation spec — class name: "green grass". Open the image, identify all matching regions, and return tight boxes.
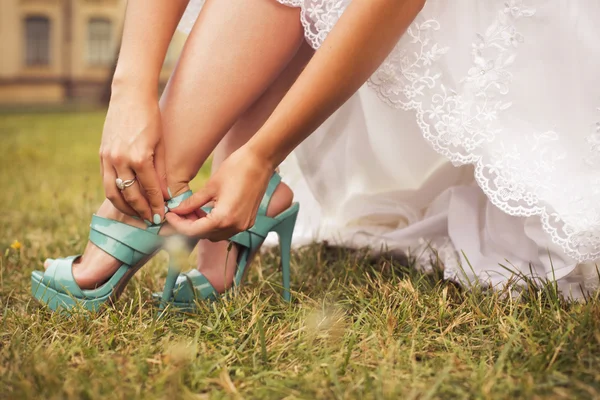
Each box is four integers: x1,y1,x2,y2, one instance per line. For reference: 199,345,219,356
1,112,600,399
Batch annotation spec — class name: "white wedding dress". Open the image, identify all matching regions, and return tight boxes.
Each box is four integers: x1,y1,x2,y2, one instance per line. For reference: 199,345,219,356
178,0,600,298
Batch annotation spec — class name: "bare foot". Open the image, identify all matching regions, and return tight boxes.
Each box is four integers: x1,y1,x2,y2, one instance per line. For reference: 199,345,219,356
194,182,293,293
43,199,173,290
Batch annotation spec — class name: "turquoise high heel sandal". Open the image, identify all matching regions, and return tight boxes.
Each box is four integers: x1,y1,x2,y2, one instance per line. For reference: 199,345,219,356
31,191,193,312
154,172,298,312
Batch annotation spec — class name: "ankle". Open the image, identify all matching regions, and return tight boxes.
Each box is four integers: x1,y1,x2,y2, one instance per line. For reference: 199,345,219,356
97,199,148,229
167,182,192,199
268,182,293,216
98,198,130,221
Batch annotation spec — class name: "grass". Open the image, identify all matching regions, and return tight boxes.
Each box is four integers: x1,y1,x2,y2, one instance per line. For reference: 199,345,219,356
1,111,600,399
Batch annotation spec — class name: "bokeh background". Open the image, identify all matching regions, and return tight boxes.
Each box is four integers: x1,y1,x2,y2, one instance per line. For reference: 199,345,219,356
0,0,184,108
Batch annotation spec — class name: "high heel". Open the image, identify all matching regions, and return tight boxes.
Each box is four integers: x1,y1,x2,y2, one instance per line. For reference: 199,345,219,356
153,172,298,311
31,191,193,312
272,207,298,302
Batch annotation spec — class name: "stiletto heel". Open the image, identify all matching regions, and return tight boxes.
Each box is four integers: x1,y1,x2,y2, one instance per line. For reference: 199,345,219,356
272,208,298,302
158,260,181,314
153,172,299,310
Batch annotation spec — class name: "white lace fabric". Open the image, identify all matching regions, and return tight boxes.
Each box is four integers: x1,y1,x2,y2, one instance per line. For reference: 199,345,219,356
178,0,600,263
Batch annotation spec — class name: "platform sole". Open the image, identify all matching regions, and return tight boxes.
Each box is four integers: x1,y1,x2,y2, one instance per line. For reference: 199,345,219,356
31,274,111,312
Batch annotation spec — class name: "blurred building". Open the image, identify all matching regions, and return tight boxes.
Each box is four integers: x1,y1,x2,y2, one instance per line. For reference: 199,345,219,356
0,0,185,105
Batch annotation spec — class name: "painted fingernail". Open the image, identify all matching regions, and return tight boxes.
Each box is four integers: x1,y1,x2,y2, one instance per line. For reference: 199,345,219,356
153,214,161,225
144,219,153,226
168,187,173,198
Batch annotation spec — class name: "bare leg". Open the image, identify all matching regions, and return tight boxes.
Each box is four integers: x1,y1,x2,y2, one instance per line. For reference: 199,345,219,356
195,42,314,292
46,0,305,289
161,0,305,195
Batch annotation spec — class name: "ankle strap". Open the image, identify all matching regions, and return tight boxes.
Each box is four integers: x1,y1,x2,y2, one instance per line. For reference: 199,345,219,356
258,172,281,216
166,190,193,211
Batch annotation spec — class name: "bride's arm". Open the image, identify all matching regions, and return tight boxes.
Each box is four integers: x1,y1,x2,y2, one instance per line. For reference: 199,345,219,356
168,0,425,239
247,0,425,167
101,0,189,223
111,0,189,95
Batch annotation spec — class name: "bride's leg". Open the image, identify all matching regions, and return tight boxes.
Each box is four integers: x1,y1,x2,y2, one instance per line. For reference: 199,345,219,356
47,0,305,290
193,42,314,292
161,0,304,195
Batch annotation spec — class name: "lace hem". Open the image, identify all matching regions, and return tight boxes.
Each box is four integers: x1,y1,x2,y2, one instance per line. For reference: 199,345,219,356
284,0,600,262
367,1,600,262
276,0,348,50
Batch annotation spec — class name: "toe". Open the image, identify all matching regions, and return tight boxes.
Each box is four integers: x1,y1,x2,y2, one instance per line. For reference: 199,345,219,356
43,258,55,270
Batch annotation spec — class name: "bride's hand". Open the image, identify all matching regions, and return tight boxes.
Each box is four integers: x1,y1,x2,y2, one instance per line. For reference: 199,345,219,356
165,147,273,240
99,92,167,224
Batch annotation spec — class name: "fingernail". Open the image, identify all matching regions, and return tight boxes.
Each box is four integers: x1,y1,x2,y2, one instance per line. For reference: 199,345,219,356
144,219,153,226
153,214,161,225
168,187,173,198
164,205,169,214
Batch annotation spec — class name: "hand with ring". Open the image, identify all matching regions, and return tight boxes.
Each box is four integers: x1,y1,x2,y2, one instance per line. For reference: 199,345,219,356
99,93,167,225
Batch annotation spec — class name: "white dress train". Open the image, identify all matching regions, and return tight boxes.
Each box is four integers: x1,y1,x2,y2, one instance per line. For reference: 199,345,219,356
178,0,600,298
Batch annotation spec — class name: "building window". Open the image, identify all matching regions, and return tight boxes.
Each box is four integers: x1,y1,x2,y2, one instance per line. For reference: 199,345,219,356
25,16,50,66
88,18,113,66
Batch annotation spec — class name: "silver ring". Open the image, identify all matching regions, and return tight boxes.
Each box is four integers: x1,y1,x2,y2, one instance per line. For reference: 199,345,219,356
115,177,136,191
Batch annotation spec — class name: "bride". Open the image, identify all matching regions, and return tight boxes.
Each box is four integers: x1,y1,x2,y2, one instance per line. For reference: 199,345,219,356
270,0,600,298
31,0,600,311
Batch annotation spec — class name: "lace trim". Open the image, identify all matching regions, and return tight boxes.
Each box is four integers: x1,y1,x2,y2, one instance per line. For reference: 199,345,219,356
368,0,600,262
277,0,349,50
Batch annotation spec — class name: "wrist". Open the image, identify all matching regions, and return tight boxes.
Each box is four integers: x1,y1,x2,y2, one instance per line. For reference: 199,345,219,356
111,69,158,101
242,139,280,172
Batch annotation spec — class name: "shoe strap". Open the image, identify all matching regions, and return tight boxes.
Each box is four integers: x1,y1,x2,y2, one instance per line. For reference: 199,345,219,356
174,269,219,302
42,256,85,296
166,190,193,211
229,226,269,250
89,215,162,266
258,172,281,216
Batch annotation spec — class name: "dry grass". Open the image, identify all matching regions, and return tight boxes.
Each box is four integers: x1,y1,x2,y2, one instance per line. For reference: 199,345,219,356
1,111,600,399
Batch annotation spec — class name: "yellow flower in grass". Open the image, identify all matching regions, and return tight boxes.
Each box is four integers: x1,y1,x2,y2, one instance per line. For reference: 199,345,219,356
10,240,22,251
